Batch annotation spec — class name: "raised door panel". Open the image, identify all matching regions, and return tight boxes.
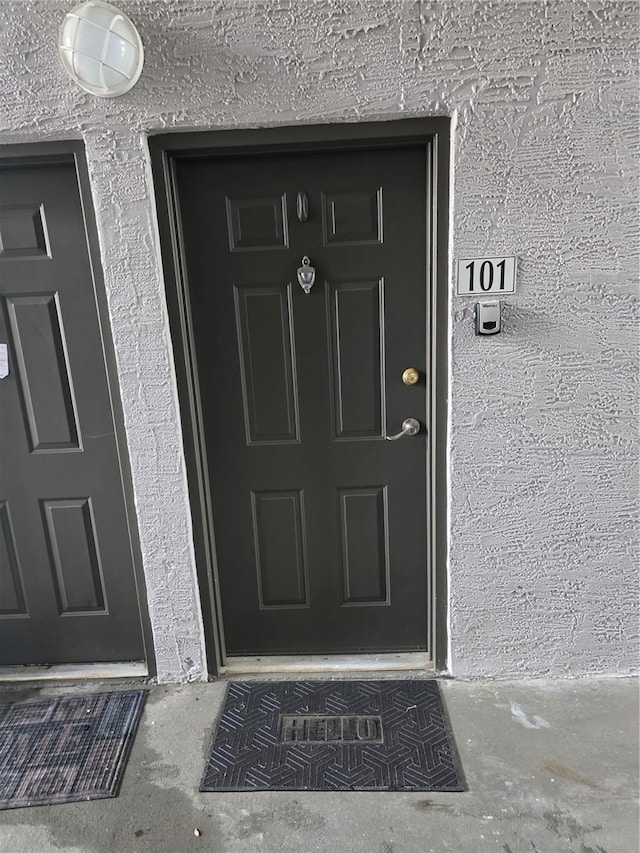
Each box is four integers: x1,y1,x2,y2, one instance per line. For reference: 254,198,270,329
251,490,308,608
0,203,51,260
41,499,107,614
5,293,81,452
226,194,289,251
327,279,385,440
338,487,390,606
0,502,27,617
322,188,383,246
234,284,300,444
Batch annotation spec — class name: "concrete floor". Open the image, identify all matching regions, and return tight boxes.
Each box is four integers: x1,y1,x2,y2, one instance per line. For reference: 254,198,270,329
0,676,637,853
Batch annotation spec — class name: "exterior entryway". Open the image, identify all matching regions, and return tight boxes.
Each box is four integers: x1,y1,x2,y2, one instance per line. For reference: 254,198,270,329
173,140,434,657
0,151,147,665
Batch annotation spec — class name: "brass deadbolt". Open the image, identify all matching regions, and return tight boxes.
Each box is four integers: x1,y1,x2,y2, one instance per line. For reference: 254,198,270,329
402,368,420,386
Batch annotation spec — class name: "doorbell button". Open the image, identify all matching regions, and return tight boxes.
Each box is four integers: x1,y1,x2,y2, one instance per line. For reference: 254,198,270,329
475,300,501,335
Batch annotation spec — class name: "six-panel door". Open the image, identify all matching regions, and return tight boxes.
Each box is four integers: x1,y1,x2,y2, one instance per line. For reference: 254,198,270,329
0,159,145,664
176,145,429,656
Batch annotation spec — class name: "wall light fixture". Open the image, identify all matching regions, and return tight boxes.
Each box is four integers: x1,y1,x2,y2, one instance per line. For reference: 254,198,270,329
59,1,144,98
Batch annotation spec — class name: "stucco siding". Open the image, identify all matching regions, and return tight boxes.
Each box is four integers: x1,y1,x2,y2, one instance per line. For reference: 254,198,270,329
0,1,637,680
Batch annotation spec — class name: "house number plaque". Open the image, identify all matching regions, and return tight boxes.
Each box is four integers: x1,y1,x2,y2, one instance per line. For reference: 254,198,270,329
456,256,517,295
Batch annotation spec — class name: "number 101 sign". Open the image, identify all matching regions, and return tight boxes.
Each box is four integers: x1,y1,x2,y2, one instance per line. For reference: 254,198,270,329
456,256,517,295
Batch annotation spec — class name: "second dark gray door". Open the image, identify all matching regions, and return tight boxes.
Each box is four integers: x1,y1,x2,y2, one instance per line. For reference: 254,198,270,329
0,157,145,665
177,145,428,655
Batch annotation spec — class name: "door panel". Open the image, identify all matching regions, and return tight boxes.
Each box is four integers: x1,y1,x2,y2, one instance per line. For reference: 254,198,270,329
0,160,145,664
176,146,428,655
252,489,308,608
328,278,385,438
0,501,25,616
338,486,389,605
235,283,300,444
41,498,106,614
6,293,81,450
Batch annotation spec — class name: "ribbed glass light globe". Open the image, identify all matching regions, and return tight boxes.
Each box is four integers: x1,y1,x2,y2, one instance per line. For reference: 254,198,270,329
59,1,144,97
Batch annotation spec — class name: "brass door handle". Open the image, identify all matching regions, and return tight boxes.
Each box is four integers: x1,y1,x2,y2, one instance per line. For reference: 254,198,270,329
385,418,421,441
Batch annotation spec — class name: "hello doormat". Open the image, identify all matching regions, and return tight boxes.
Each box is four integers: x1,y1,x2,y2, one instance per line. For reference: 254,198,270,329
0,689,146,809
200,680,464,792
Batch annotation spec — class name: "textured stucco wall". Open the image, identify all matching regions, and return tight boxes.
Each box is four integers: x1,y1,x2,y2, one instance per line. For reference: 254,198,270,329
0,1,637,681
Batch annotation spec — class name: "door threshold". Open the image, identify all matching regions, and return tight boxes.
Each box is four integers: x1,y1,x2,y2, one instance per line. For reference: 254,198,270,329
0,662,148,683
221,652,434,676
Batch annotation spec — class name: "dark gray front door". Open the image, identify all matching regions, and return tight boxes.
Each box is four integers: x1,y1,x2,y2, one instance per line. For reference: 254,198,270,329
177,145,428,655
0,158,145,665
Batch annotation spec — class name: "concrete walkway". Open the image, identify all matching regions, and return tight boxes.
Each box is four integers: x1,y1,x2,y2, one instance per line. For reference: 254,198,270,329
0,676,637,853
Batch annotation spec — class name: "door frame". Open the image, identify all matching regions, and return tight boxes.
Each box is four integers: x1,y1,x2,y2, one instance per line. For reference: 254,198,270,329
149,118,450,676
0,140,156,676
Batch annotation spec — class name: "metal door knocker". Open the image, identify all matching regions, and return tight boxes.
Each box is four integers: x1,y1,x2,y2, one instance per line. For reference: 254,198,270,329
297,256,316,294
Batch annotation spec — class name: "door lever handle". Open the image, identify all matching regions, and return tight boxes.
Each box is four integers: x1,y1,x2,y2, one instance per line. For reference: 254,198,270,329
385,418,421,441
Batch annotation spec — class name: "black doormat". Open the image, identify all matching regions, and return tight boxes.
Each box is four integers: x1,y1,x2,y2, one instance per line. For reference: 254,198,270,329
0,689,146,809
201,680,464,792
